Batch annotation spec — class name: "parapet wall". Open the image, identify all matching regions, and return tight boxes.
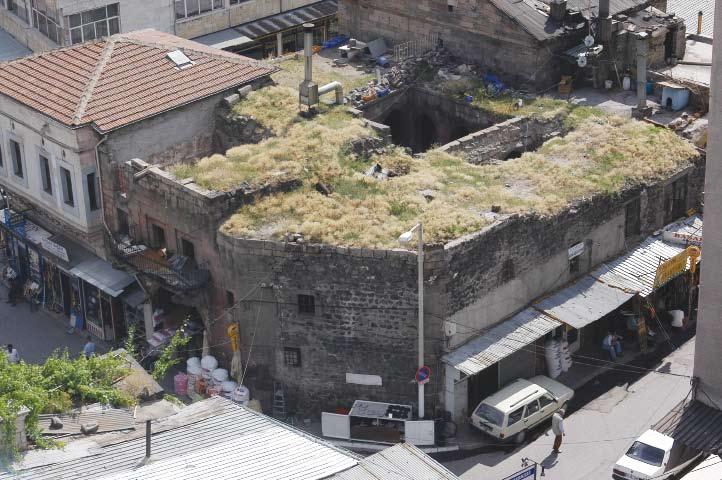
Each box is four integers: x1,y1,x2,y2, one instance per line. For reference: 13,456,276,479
439,114,567,164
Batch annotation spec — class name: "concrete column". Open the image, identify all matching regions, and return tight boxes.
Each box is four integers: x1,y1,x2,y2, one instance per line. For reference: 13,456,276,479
636,33,648,110
693,0,722,407
276,32,283,57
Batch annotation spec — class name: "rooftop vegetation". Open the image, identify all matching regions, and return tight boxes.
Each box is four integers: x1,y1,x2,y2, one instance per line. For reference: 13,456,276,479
168,86,698,248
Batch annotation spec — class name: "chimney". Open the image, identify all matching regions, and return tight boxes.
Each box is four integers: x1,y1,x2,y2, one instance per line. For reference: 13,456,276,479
697,10,703,35
635,33,648,110
550,0,567,22
299,23,319,109
599,0,610,19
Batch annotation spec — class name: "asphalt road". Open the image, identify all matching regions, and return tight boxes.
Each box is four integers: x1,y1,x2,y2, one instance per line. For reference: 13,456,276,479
443,337,697,480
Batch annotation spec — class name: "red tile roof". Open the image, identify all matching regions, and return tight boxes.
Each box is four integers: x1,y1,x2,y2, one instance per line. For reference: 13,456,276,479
0,29,276,132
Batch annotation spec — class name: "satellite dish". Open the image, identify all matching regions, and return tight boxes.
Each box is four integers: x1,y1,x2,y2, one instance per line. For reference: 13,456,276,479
577,55,588,68
584,35,595,47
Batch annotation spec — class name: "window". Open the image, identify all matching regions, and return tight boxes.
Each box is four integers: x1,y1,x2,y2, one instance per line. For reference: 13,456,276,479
524,400,540,418
86,172,99,211
298,294,315,314
226,290,235,307
174,0,223,19
60,167,74,206
569,255,580,275
625,198,641,237
539,395,555,409
625,442,665,467
9,140,23,178
151,224,166,249
507,407,524,427
66,3,119,45
181,237,195,260
0,140,3,168
284,347,301,367
32,0,61,43
671,177,688,220
40,154,52,194
474,403,505,427
8,0,29,23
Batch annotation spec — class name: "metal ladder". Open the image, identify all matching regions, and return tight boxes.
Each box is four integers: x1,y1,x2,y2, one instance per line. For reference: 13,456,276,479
272,382,286,420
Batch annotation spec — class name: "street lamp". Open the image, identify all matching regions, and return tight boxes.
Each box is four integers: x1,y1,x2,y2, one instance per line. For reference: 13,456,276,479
398,223,425,419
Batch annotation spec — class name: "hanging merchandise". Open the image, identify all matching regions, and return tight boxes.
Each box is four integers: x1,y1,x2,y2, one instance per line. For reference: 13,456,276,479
560,339,573,372
545,339,563,379
228,324,242,381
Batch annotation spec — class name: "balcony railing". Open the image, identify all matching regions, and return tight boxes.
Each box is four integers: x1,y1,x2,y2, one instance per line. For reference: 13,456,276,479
105,231,210,291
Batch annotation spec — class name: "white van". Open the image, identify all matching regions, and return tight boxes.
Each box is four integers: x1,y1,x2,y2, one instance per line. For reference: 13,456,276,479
613,430,703,480
470,375,574,443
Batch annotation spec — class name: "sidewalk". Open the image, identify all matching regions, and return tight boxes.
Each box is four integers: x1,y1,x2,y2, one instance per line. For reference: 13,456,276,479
0,284,110,363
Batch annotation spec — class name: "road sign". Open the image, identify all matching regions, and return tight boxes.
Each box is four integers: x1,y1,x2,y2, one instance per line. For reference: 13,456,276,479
415,365,431,385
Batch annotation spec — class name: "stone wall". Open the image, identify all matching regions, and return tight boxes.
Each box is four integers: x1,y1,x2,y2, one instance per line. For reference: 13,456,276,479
439,114,567,164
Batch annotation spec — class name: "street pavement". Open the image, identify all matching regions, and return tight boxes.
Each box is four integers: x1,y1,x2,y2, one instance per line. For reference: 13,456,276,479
443,338,696,480
0,284,104,363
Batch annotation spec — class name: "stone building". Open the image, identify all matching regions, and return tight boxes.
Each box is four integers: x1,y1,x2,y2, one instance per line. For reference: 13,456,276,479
338,0,686,89
0,29,274,342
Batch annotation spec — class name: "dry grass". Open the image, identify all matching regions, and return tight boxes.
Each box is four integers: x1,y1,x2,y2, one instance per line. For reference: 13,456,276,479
170,87,698,248
271,54,375,92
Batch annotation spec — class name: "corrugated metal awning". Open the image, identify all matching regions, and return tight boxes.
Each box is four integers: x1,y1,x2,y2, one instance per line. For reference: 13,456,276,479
654,400,722,455
328,443,460,479
192,29,253,50
442,308,561,376
70,258,135,297
534,274,635,330
235,0,338,40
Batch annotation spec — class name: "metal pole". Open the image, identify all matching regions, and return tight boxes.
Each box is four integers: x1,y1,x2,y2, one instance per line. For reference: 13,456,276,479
145,420,151,459
417,224,424,419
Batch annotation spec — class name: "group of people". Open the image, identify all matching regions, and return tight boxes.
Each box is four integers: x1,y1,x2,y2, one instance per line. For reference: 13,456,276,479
2,338,96,365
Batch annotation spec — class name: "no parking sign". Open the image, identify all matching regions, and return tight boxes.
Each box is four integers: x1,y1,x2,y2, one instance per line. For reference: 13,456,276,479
415,365,431,385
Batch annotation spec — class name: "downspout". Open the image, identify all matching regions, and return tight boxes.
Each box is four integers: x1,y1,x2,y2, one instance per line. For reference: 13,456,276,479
94,134,113,237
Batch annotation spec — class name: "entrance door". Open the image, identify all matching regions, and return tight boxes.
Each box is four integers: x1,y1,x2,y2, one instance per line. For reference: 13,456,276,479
60,272,71,315
467,363,499,413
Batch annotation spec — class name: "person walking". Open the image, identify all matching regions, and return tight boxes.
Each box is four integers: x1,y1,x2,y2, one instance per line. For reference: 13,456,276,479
6,344,19,363
83,336,96,359
552,408,565,454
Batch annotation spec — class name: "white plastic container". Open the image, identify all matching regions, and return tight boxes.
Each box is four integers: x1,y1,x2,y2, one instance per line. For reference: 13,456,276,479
186,357,201,371
211,368,229,385
201,355,218,380
623,75,631,91
221,381,237,398
231,385,250,406
604,79,613,90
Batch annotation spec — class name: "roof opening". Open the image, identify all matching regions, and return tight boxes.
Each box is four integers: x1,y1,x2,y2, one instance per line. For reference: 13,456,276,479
166,50,193,70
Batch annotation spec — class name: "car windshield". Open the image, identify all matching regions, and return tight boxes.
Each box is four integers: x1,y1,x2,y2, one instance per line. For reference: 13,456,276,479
625,441,665,466
474,403,504,427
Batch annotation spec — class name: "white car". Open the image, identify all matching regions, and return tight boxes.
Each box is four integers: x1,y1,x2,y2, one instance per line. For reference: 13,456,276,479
469,375,574,443
613,429,703,480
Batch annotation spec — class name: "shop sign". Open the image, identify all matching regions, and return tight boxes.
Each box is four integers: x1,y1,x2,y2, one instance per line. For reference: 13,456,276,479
653,250,689,289
41,238,69,262
568,242,585,260
502,465,536,480
663,231,702,246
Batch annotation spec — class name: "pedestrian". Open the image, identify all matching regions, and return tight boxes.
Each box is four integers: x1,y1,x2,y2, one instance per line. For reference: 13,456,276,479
83,336,96,359
6,344,19,364
552,408,565,454
602,331,624,361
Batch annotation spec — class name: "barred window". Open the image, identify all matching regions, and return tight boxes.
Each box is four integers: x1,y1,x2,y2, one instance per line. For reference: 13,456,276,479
298,294,315,314
175,0,223,19
32,0,61,43
284,347,301,367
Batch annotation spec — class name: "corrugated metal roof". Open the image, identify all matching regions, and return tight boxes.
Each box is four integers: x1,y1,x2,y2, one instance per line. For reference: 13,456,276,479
489,0,566,42
38,408,135,436
3,397,360,480
442,308,561,376
667,0,714,37
328,443,460,480
535,274,636,329
235,0,338,40
70,257,135,297
654,400,722,455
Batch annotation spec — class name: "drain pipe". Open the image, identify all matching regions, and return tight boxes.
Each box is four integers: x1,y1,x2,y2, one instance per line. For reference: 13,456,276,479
94,134,113,238
319,81,344,105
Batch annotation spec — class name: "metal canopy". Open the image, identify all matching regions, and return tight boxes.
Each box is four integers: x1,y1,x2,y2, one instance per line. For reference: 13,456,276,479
655,400,722,455
442,308,561,376
70,258,135,297
234,0,338,40
534,274,635,330
192,28,253,50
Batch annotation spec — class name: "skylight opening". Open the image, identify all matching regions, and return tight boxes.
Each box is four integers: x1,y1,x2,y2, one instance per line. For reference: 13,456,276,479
166,50,193,70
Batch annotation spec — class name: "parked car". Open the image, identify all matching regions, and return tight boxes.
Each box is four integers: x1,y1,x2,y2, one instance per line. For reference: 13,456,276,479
469,375,574,443
612,429,704,480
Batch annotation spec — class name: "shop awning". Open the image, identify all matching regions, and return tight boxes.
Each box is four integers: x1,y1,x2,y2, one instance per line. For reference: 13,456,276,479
654,399,722,455
442,308,561,376
534,274,635,330
235,0,338,40
70,258,135,297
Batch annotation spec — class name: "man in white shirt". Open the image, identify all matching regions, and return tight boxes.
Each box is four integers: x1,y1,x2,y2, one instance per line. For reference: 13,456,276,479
6,344,19,363
552,409,565,454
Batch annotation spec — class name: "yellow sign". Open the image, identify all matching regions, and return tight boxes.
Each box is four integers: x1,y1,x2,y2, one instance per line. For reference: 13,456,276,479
654,250,690,289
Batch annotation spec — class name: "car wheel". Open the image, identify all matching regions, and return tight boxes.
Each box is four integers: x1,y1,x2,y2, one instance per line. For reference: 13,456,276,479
514,430,527,444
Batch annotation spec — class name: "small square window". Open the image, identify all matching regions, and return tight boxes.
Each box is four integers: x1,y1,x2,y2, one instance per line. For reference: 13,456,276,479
87,172,99,210
152,224,166,249
60,167,74,206
10,140,23,178
226,290,235,307
40,154,52,194
181,237,195,260
625,198,640,237
284,347,301,367
298,294,315,314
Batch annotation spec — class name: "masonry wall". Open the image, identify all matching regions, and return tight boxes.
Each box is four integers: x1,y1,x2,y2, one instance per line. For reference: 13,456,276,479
339,0,562,88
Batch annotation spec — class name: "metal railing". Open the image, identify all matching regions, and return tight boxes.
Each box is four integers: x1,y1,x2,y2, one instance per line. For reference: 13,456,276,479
105,230,210,291
393,33,440,61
